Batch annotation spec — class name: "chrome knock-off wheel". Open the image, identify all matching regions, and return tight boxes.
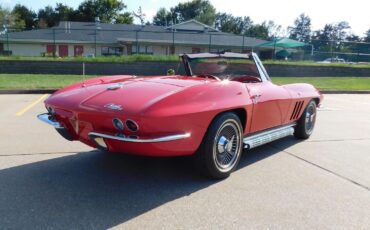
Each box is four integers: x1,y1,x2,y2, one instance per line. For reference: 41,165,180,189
294,100,317,139
305,103,316,135
196,112,243,179
213,121,241,172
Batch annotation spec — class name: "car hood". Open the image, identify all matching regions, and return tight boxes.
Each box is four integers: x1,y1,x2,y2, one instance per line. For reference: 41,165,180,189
46,76,210,115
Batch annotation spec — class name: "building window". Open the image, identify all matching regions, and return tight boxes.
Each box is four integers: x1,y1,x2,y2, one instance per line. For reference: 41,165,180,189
192,47,201,53
132,45,153,55
74,45,84,56
210,48,231,53
102,47,123,56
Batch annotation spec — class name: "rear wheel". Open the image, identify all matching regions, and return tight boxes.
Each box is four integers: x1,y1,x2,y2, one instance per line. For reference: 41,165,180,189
294,100,317,139
196,112,243,179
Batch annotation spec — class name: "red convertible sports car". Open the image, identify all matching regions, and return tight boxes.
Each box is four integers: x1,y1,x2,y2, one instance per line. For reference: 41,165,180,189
38,52,322,178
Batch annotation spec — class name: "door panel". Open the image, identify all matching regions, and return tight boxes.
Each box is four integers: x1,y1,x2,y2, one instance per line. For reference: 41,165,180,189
59,45,68,57
46,44,56,53
247,81,292,133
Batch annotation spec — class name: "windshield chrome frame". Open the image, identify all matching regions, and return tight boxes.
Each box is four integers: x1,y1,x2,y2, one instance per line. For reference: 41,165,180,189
181,52,269,83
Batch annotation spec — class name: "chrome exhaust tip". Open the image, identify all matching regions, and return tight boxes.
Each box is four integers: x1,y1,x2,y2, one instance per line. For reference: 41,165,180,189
89,134,109,151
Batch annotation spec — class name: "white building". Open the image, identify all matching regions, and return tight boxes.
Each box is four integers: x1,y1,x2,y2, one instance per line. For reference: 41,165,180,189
0,20,270,57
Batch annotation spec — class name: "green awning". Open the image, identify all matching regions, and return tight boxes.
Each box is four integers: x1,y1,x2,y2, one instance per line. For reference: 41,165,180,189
256,38,307,48
276,50,290,58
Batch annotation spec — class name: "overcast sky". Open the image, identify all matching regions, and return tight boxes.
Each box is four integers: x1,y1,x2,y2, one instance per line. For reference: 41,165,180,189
0,0,369,36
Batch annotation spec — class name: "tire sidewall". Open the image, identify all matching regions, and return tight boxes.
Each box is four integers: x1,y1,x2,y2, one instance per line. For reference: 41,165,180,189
294,100,317,139
202,112,243,179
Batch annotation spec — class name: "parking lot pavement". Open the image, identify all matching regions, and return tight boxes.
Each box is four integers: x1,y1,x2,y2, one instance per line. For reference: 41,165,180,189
0,94,369,229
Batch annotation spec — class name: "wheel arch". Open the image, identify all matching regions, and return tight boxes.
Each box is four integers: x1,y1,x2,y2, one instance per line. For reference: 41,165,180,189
211,108,247,132
313,97,320,106
231,108,247,131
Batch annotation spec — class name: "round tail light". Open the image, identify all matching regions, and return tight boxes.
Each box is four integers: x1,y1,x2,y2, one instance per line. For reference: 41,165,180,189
126,119,139,132
113,118,124,131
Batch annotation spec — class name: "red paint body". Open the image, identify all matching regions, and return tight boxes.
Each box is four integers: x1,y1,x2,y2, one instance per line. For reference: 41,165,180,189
45,73,322,156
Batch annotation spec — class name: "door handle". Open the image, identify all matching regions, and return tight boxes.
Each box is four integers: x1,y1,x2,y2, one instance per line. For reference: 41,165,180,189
251,94,262,104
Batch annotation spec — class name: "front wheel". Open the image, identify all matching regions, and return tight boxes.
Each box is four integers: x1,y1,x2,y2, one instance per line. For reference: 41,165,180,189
195,112,243,179
294,100,317,139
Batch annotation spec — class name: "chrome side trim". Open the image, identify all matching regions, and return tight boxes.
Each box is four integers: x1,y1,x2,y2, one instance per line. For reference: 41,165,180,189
37,113,63,129
243,124,295,149
89,132,191,143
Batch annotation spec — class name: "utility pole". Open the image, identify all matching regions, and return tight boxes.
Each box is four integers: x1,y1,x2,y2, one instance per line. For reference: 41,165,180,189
209,34,212,52
94,29,97,57
172,31,175,55
242,35,245,52
135,30,139,54
6,29,9,53
53,29,56,58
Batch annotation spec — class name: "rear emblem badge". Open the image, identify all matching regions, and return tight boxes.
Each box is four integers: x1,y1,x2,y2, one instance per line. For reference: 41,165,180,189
107,83,124,90
104,103,123,111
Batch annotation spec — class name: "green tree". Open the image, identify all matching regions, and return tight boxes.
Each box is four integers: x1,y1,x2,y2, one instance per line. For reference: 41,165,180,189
153,7,173,26
0,6,26,31
334,21,351,41
54,3,74,21
12,4,37,30
288,13,311,43
75,0,126,23
266,20,284,38
244,23,269,40
364,29,370,42
311,22,352,52
215,13,252,35
172,0,216,26
115,12,133,24
37,6,57,27
311,25,334,52
346,34,360,42
132,6,146,25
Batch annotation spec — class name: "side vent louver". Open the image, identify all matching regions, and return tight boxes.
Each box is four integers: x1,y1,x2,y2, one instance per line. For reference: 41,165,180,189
290,101,304,120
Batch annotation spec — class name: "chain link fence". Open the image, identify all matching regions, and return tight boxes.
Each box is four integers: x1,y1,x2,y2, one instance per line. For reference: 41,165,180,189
0,27,369,63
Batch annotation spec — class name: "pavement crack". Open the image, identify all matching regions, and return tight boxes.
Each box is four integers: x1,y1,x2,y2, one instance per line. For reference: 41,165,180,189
0,151,78,157
306,138,370,143
269,144,370,193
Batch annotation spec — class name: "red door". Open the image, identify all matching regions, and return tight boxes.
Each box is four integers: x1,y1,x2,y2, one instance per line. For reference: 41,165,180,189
74,45,84,56
46,44,56,53
247,81,291,133
59,45,69,57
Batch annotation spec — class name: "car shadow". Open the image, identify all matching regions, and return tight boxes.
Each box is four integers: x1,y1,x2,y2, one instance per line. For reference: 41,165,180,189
0,137,300,229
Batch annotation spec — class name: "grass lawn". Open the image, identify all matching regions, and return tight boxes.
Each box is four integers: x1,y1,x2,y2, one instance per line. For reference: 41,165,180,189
0,55,368,68
272,77,370,91
0,74,95,90
0,74,369,91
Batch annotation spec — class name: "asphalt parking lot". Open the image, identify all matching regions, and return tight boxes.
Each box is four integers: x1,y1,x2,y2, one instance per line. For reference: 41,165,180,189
0,94,370,229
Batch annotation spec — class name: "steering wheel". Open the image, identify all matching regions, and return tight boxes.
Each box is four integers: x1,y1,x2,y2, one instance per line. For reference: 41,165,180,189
196,74,221,81
233,76,262,83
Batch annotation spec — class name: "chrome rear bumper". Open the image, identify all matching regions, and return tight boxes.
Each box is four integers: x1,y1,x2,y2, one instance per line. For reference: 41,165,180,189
88,132,191,143
37,113,62,128
37,113,74,141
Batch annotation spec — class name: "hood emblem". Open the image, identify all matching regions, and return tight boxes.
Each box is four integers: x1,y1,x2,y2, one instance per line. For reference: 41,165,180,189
104,103,123,111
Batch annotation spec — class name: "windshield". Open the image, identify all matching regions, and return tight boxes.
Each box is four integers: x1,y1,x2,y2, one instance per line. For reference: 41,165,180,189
187,57,261,82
